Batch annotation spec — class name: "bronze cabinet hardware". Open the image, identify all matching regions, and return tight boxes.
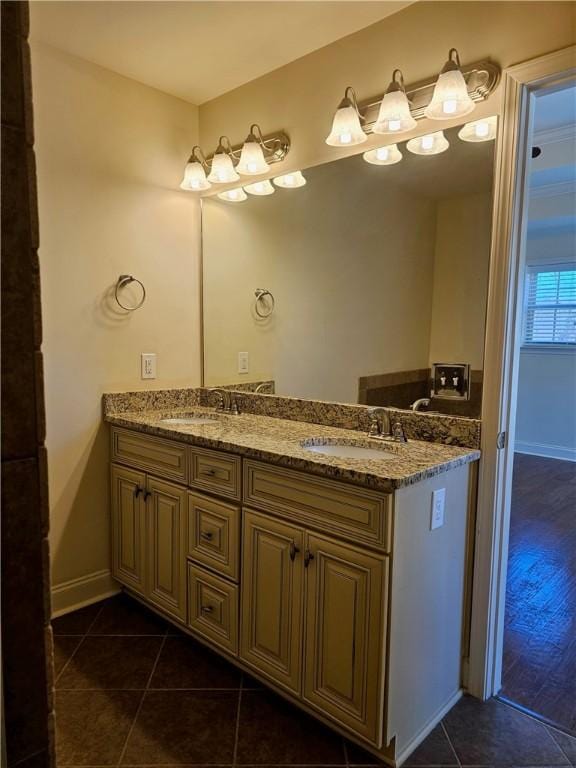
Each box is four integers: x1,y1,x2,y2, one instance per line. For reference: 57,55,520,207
200,530,214,541
201,604,214,614
144,490,152,501
134,486,143,498
289,541,300,561
304,549,315,567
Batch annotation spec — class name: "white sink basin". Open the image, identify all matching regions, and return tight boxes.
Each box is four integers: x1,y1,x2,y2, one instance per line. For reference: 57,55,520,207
302,442,397,460
160,415,219,426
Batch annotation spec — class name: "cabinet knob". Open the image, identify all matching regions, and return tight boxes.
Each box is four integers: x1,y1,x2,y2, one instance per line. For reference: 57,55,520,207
201,605,214,614
304,550,315,568
134,486,143,498
289,541,300,561
200,531,214,541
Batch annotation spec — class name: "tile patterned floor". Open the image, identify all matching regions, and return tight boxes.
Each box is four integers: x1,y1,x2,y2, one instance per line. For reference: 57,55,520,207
53,593,576,767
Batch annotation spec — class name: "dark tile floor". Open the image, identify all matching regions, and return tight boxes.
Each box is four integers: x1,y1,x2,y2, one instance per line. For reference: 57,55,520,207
53,593,576,767
502,454,576,732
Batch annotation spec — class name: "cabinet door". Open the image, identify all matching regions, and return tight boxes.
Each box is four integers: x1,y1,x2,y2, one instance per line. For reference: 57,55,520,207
146,477,187,621
303,534,387,747
240,509,304,694
111,464,147,596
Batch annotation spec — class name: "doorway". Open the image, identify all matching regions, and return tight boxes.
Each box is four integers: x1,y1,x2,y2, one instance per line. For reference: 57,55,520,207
498,82,576,733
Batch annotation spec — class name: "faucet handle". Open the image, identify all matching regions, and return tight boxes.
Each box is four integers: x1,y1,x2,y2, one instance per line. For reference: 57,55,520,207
366,408,381,437
392,421,407,443
230,395,240,415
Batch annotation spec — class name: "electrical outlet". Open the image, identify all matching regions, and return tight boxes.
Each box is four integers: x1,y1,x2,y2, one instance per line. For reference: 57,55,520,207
141,353,157,379
430,488,446,530
238,351,249,374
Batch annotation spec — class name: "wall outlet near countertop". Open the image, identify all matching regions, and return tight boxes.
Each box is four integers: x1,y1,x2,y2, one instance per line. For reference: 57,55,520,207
430,488,445,530
141,352,157,379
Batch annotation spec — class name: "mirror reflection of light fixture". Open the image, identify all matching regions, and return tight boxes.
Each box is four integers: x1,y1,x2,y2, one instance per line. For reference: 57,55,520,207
458,115,498,142
373,70,417,135
406,131,449,155
273,171,307,188
244,179,275,196
425,49,475,120
180,148,212,191
207,137,240,183
237,124,271,176
326,87,368,147
363,144,403,166
217,188,247,202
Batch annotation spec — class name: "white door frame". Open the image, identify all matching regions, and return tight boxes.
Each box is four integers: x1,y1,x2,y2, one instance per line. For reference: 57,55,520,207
467,45,576,700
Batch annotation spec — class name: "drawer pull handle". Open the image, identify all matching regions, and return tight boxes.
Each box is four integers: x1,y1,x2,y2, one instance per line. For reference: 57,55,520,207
202,469,217,477
144,490,151,501
304,550,315,568
200,531,214,541
134,486,143,498
289,541,300,562
201,605,214,614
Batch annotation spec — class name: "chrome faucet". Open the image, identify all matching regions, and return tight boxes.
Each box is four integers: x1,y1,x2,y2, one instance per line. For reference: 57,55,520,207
411,397,431,412
210,388,240,413
366,407,391,439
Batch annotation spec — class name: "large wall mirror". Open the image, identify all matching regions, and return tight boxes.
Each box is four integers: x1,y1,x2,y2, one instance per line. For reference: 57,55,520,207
202,121,497,417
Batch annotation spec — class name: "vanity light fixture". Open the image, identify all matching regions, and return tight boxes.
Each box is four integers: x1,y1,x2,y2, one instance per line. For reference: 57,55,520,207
458,115,498,142
244,179,275,196
217,187,247,202
237,124,271,176
425,49,475,120
207,137,241,184
180,146,211,191
273,171,307,188
406,130,449,155
363,144,403,166
326,87,368,147
372,70,417,135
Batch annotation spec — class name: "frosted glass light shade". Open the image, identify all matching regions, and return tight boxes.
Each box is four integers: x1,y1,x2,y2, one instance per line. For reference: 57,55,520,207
180,161,211,191
406,131,449,155
458,116,498,142
273,171,306,188
244,179,275,196
217,187,247,202
425,68,474,120
363,144,403,166
207,152,240,183
326,92,367,146
373,90,416,135
237,139,270,175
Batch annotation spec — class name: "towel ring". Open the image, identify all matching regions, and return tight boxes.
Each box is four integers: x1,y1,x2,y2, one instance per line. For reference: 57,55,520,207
254,288,275,318
115,274,146,311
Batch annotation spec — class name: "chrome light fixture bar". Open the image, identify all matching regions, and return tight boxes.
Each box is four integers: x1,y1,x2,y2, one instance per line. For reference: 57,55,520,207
326,55,500,143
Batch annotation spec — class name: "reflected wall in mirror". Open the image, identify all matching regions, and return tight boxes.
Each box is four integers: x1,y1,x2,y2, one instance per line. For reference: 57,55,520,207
202,122,497,417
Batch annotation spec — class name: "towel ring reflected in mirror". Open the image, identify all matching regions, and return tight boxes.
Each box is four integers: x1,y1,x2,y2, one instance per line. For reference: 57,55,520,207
254,288,275,318
115,274,146,311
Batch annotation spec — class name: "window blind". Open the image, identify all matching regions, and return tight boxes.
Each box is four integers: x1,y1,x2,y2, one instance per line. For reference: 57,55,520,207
523,264,576,345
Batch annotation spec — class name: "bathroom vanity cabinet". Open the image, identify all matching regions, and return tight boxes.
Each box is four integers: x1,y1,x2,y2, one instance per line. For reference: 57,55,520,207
109,424,474,765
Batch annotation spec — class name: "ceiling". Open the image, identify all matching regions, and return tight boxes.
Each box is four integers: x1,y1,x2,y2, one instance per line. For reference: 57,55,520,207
29,1,413,105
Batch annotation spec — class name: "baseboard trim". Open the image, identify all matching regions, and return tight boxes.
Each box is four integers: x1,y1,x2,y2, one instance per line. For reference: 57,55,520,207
51,569,121,617
515,441,576,462
395,689,463,767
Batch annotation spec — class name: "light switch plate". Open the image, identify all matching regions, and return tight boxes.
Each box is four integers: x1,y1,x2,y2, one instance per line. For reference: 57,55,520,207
430,488,446,530
238,351,249,374
141,353,157,379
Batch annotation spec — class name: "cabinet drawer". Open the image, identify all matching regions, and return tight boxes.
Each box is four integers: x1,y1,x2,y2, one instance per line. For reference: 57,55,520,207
187,564,238,655
244,461,391,551
111,428,187,484
188,493,239,581
189,447,241,501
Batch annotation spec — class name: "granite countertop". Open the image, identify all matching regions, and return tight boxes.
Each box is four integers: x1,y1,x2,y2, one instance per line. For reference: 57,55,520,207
105,407,480,493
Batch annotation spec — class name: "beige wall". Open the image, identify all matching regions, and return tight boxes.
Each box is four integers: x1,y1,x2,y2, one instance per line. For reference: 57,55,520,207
31,43,201,610
199,2,575,175
429,193,492,370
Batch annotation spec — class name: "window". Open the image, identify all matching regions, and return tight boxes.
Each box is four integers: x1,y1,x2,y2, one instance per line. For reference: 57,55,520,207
523,264,576,346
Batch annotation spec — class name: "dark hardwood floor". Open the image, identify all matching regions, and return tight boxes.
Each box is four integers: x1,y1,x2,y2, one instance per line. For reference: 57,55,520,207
501,452,576,734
